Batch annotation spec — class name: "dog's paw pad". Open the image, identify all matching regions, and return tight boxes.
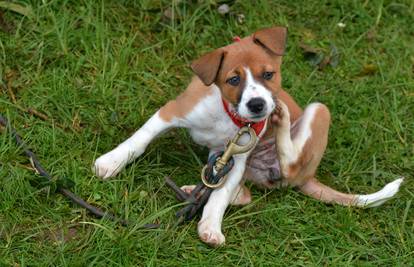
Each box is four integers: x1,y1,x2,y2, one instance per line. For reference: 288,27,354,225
198,221,225,247
199,229,225,247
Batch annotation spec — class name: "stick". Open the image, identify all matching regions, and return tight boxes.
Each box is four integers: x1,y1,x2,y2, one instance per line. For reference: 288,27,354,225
165,176,189,201
165,176,212,222
0,114,159,229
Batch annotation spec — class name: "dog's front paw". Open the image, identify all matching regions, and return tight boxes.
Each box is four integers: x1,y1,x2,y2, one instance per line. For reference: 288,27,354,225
271,100,290,129
93,148,130,179
198,219,225,247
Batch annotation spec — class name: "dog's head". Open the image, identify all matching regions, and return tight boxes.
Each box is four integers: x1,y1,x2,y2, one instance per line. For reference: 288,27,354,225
191,27,287,122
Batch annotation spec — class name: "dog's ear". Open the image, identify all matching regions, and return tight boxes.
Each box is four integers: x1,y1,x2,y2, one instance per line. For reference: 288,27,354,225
253,26,287,56
191,49,226,86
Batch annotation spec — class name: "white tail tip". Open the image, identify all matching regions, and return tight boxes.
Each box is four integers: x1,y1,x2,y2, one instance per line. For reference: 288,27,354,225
355,177,404,208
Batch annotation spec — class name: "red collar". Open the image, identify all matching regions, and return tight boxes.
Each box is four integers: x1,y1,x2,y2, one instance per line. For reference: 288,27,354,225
221,98,267,136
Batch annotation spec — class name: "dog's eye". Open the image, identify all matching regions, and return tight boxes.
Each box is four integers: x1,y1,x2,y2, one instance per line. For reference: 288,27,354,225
263,71,274,80
227,75,241,86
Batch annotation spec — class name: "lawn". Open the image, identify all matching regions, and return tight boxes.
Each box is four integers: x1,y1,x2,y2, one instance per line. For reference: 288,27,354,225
1,0,413,266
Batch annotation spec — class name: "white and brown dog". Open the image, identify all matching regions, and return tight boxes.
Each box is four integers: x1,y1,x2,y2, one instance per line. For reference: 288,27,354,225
93,27,403,246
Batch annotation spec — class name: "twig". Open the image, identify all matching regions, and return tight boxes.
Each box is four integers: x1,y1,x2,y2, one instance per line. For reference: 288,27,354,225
1,75,67,131
165,176,212,222
0,114,159,229
27,107,49,121
26,107,67,130
4,70,17,103
165,176,190,201
11,104,70,131
6,82,16,104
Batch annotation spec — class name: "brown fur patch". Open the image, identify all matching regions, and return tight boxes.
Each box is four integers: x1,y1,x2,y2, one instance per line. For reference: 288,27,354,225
299,178,356,205
215,39,283,105
161,31,290,121
158,77,213,122
285,104,331,186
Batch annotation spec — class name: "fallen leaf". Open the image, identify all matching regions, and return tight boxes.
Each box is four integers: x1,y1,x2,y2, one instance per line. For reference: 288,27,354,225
300,42,340,70
299,43,324,65
358,64,378,76
0,1,32,17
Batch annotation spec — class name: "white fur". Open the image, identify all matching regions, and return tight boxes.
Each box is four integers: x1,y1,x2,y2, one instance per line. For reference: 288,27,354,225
93,73,403,246
182,86,240,151
237,68,275,122
94,83,264,246
94,111,174,179
355,178,404,207
276,101,319,175
276,100,403,207
179,86,259,246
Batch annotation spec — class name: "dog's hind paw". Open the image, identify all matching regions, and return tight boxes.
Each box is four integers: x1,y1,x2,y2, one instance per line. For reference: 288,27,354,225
355,177,404,208
198,220,225,247
180,185,197,194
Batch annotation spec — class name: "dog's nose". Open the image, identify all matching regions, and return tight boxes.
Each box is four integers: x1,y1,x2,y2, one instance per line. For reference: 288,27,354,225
247,97,266,114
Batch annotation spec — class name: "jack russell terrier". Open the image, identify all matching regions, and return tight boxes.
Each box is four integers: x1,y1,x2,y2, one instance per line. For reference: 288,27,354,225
93,27,403,246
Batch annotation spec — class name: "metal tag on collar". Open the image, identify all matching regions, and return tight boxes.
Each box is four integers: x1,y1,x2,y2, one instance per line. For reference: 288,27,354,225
201,125,258,189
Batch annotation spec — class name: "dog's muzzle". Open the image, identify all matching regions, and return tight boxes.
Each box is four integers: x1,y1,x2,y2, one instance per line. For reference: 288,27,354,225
247,97,266,114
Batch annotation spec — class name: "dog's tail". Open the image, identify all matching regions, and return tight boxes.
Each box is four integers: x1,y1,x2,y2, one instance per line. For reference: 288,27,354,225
298,177,404,207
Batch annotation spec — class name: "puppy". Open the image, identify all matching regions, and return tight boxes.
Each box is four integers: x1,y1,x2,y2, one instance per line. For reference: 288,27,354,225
93,27,403,246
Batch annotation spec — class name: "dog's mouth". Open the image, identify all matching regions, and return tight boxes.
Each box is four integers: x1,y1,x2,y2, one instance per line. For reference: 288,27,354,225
245,113,267,121
236,102,276,123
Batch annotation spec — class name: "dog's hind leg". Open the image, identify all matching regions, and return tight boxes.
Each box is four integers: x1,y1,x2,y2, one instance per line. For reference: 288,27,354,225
230,184,252,205
299,177,404,207
273,100,403,207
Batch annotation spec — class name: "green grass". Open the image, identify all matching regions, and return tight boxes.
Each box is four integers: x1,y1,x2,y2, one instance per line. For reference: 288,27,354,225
1,0,413,265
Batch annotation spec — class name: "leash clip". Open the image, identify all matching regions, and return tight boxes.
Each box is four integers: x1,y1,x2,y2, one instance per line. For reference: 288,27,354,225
201,126,257,189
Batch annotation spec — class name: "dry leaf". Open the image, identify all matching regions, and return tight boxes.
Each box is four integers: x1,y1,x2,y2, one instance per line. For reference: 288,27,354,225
0,1,32,17
300,43,340,70
358,64,378,76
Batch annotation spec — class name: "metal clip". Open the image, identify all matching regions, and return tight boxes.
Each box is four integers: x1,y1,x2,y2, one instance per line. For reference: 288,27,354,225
201,126,258,188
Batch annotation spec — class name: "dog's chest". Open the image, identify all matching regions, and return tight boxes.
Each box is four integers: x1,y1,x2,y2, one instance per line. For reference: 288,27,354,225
183,88,239,151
